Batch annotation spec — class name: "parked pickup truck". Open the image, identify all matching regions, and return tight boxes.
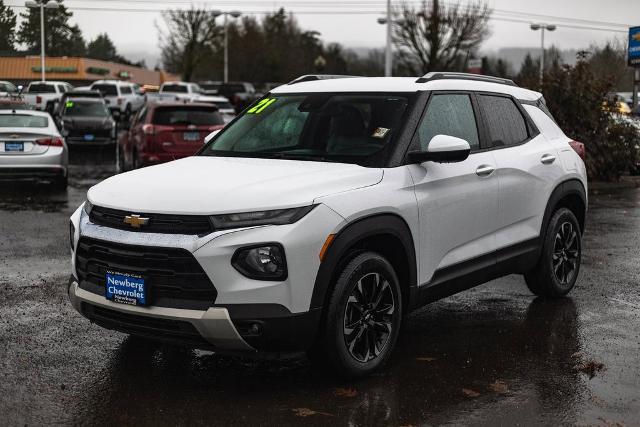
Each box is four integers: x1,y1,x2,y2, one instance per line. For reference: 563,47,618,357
23,81,74,113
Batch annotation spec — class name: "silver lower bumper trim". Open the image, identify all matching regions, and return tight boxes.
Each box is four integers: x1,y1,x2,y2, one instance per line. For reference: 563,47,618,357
68,280,255,352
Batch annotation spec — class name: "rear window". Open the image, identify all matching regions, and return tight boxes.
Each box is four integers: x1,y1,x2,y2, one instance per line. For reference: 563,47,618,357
27,83,56,94
0,114,48,128
152,107,224,126
214,101,233,110
220,84,245,94
161,84,188,93
92,84,118,96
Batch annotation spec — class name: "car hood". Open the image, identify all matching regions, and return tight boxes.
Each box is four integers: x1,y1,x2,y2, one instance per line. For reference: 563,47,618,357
88,156,383,215
64,116,113,129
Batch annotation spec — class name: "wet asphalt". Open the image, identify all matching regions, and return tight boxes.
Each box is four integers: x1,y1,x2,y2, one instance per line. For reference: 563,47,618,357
0,148,639,426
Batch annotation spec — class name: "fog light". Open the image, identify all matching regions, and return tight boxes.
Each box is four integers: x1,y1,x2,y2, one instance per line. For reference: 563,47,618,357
232,244,287,280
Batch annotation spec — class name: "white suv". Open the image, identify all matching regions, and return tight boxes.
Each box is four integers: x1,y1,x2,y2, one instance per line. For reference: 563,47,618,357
89,80,144,118
68,73,587,377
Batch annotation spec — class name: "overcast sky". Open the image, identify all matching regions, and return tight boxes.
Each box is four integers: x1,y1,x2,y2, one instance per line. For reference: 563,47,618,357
9,0,640,67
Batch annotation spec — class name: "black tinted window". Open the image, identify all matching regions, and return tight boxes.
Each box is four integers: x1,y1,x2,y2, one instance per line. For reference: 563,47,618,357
120,86,132,94
162,84,188,93
152,107,223,126
478,95,528,147
27,83,56,94
92,84,118,96
417,94,479,150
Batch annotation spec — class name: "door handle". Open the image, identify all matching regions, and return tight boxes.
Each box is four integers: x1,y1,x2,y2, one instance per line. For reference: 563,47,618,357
475,165,495,177
541,154,556,164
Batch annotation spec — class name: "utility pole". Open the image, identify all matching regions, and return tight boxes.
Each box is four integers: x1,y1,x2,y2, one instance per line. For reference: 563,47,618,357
530,23,556,89
213,10,242,83
377,0,393,77
25,0,60,82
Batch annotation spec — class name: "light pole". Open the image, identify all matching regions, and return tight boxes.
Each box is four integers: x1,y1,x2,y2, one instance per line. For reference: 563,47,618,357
212,10,241,83
530,23,556,88
25,0,59,82
377,0,392,77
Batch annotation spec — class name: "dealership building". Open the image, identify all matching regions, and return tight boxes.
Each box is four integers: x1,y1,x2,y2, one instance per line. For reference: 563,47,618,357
0,56,179,87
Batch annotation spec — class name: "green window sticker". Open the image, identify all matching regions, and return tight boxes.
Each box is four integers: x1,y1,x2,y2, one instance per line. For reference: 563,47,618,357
247,98,276,114
65,101,74,108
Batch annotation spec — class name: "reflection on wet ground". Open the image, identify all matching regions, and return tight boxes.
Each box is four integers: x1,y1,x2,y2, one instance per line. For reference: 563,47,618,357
1,149,639,425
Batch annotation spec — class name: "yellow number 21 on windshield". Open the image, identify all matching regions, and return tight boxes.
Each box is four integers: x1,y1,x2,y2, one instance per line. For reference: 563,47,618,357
247,98,276,114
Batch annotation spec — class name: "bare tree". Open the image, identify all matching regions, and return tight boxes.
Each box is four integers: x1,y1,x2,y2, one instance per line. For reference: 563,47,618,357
393,0,491,74
158,8,220,81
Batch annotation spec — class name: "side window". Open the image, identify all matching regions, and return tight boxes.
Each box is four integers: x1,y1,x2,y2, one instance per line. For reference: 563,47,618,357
416,93,480,151
57,84,66,93
477,95,529,147
120,86,133,95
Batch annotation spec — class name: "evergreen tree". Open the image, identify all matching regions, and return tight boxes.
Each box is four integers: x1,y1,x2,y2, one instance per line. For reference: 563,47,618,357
0,0,17,52
17,0,86,56
516,53,540,89
87,33,117,61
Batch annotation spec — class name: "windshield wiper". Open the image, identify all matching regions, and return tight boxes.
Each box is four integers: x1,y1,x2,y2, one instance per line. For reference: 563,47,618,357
266,153,337,162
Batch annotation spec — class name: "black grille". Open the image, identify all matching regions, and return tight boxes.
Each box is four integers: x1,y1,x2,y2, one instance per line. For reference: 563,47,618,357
81,303,212,348
76,237,217,310
89,205,214,236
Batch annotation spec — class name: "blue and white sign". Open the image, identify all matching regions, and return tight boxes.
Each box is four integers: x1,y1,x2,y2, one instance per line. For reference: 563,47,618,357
105,271,147,306
629,26,640,67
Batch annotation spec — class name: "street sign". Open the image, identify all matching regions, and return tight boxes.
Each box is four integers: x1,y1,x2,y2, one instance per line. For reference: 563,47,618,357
467,58,482,74
629,26,640,67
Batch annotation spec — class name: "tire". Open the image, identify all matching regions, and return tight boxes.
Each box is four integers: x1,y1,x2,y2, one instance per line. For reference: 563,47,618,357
524,208,582,297
51,174,68,190
313,251,402,378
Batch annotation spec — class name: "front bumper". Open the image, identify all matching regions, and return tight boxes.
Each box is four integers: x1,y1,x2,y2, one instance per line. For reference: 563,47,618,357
68,278,254,352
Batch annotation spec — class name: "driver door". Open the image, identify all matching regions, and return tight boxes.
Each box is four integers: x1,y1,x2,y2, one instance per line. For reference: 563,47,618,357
407,92,500,285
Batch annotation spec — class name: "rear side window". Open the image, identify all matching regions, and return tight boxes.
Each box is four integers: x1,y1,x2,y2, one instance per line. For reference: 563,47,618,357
152,107,224,126
92,84,118,96
120,86,132,95
161,84,188,93
477,95,529,147
27,83,56,94
416,93,480,150
0,114,48,127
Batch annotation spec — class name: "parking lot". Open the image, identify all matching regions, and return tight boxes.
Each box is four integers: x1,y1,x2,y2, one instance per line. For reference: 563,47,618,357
0,149,638,426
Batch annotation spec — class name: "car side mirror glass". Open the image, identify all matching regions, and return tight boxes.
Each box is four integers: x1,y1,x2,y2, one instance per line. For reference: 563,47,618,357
407,134,471,164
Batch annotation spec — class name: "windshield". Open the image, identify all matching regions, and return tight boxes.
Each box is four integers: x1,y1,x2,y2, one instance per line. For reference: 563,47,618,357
200,93,410,166
161,84,188,93
0,82,17,92
153,107,224,126
63,100,110,117
92,84,118,96
27,83,56,94
0,114,48,127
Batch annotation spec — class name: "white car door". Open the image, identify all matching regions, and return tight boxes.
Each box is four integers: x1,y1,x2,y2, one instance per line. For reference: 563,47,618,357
476,94,566,251
408,92,500,285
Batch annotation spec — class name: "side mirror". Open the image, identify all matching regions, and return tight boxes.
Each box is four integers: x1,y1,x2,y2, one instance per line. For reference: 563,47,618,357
407,135,471,164
17,85,23,95
204,129,221,145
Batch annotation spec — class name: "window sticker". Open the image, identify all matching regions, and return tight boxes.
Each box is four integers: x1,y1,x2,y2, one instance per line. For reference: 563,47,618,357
372,127,390,138
65,101,74,108
247,98,277,114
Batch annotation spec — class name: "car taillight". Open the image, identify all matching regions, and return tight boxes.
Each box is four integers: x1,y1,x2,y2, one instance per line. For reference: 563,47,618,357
36,137,64,147
142,124,155,135
117,98,123,105
36,96,42,104
569,140,585,160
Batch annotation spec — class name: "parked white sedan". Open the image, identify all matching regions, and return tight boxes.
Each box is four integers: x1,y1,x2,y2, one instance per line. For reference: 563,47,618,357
0,109,68,188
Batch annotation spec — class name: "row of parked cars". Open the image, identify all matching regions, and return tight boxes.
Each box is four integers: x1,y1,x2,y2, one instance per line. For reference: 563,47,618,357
0,78,264,189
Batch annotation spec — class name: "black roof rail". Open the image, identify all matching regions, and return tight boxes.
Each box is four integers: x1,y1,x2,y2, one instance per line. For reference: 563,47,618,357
287,74,360,85
416,72,517,87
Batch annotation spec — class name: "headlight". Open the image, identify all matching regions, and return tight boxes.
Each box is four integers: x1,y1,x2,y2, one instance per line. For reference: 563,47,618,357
232,244,287,280
83,200,93,216
210,205,315,230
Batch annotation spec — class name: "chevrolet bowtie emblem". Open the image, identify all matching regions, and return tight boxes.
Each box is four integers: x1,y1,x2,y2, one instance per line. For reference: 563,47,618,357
123,214,149,228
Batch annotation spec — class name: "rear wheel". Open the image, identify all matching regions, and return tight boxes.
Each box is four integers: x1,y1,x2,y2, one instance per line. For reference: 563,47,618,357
314,252,402,378
525,208,581,297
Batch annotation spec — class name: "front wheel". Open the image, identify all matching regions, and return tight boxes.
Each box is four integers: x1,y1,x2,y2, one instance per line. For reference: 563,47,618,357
314,252,402,378
525,208,582,297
